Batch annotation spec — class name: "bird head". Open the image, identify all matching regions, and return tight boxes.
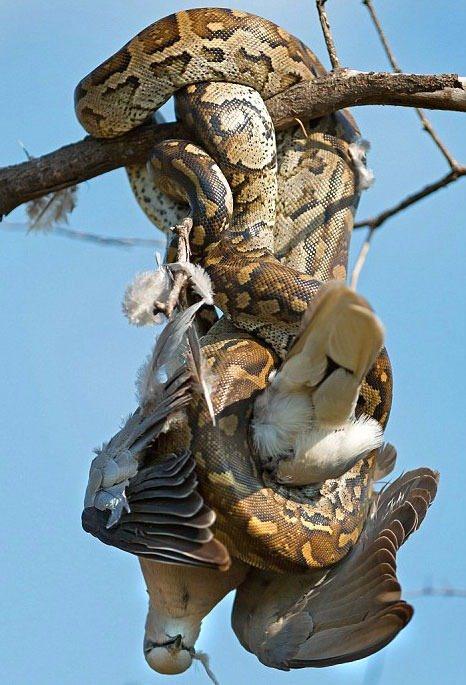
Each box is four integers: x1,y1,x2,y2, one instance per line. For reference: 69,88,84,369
143,599,201,675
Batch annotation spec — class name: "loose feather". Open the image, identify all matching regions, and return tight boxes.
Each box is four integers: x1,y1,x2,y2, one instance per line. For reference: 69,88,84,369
170,262,215,305
136,301,204,408
192,651,220,685
26,186,78,231
348,139,374,191
186,324,216,423
374,443,397,481
123,268,172,326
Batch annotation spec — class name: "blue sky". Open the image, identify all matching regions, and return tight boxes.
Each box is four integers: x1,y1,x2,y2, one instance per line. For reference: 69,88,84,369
1,2,465,684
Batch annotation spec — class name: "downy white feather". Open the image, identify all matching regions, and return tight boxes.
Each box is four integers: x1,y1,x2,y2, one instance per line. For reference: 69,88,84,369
26,186,78,231
122,268,172,326
276,415,383,485
348,139,374,191
252,389,313,458
170,262,214,305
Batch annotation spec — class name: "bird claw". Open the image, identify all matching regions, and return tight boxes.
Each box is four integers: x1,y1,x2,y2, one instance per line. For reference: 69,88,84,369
93,482,131,528
84,449,138,520
105,492,130,529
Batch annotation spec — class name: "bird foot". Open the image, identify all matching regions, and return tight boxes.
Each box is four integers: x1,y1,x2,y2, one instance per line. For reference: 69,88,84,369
83,449,139,527
93,482,131,528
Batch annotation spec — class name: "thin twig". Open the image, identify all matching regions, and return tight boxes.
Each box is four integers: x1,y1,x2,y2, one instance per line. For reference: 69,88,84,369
355,2,466,237
350,228,375,288
407,586,466,599
362,0,398,69
316,0,341,69
362,651,385,685
355,166,466,230
363,0,459,169
1,220,164,248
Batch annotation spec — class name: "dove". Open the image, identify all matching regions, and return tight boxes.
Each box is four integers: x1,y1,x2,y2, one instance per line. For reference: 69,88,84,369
232,467,439,669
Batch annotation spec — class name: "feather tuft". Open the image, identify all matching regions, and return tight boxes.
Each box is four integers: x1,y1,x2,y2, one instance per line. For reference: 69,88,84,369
348,139,374,191
186,325,217,423
136,353,165,407
26,186,78,231
374,443,397,481
122,268,171,326
136,301,204,408
193,651,220,685
170,263,214,305
280,414,383,485
252,389,313,458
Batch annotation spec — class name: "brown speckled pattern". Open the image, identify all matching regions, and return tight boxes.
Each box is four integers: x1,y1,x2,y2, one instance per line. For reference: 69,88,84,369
76,8,392,572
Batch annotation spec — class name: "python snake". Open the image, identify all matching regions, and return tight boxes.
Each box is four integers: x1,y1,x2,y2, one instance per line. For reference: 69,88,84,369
76,8,392,574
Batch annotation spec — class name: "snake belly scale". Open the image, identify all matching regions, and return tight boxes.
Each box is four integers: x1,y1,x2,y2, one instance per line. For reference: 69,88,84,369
75,8,392,573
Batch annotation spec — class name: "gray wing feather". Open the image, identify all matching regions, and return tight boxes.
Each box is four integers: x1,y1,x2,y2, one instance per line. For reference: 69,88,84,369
82,304,229,568
82,450,230,570
374,442,397,481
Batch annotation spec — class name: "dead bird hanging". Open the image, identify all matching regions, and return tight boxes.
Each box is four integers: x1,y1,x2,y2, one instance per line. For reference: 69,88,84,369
78,7,438,678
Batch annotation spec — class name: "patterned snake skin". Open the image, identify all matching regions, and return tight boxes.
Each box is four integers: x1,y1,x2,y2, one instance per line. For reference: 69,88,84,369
75,8,392,573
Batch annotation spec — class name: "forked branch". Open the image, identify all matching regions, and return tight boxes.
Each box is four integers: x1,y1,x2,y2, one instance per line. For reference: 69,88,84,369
354,0,466,234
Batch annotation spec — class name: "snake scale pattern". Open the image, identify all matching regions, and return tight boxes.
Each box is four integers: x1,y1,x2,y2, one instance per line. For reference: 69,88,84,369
76,8,392,573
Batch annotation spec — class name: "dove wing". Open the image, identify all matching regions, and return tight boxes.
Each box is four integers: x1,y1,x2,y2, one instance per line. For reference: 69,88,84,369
82,306,229,571
231,468,438,670
82,449,230,570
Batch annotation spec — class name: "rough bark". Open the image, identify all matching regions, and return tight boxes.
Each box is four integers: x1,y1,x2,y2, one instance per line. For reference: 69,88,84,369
1,70,464,218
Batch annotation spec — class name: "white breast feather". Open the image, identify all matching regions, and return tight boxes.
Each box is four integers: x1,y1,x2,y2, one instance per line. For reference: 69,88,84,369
277,416,383,485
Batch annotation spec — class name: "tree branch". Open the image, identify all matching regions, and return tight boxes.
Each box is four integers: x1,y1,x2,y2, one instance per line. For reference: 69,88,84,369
407,586,466,599
355,166,466,230
1,220,163,248
363,0,459,170
350,228,375,289
316,0,341,69
0,121,186,218
1,71,465,218
352,0,466,241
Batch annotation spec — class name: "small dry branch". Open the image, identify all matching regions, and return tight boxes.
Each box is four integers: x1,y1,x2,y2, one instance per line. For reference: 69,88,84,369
407,586,466,599
363,0,458,169
355,167,466,231
316,0,341,69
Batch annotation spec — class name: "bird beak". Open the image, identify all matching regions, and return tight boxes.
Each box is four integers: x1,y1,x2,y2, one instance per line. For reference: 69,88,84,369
144,633,185,655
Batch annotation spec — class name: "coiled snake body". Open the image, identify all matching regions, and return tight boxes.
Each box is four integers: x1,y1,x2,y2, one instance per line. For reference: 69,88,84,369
76,8,392,573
